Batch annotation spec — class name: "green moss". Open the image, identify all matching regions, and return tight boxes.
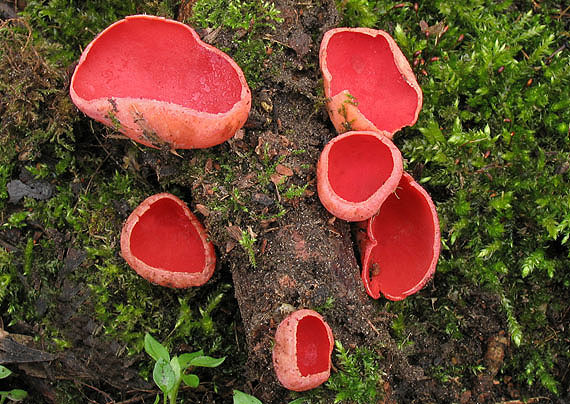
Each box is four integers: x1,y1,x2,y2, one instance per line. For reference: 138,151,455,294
21,0,177,65
296,341,385,403
189,0,283,88
283,184,308,200
0,20,76,166
238,228,257,268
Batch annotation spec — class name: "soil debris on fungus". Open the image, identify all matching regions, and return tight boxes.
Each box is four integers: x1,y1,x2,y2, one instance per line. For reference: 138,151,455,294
320,27,422,136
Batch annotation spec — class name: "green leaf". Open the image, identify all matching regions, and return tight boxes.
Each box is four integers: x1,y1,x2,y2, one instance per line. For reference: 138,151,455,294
0,365,12,379
190,355,226,368
7,389,27,401
288,399,306,404
170,356,181,381
144,333,170,362
153,395,160,404
233,389,263,404
181,373,200,388
153,358,176,394
178,350,204,369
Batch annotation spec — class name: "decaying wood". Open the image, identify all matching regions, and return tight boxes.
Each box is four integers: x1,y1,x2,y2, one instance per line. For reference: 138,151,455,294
230,202,425,402
0,329,56,364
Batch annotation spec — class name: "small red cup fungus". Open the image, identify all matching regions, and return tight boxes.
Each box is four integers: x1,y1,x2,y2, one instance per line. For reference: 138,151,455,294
120,193,216,288
358,173,440,300
272,309,334,392
70,15,251,149
320,28,422,137
317,130,403,222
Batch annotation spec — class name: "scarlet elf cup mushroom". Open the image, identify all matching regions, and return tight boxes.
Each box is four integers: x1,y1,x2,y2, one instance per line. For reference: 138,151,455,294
316,130,403,222
318,28,440,299
70,15,251,150
120,193,216,288
272,309,334,392
319,27,422,136
358,173,441,301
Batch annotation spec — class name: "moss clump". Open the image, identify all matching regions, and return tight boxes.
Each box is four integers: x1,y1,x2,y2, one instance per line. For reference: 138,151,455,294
0,20,76,167
294,341,385,404
189,0,283,88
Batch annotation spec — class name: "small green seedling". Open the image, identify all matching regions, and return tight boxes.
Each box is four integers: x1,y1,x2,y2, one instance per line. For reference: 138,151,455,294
233,389,263,404
144,333,225,404
231,388,307,403
0,366,27,404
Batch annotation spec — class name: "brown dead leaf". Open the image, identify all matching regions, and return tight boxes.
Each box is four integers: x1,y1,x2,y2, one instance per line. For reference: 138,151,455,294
419,20,446,38
225,241,237,253
195,204,210,217
205,158,213,173
270,173,286,186
226,225,243,241
234,172,257,189
260,215,278,229
276,164,294,177
234,128,245,140
201,26,223,44
203,183,215,195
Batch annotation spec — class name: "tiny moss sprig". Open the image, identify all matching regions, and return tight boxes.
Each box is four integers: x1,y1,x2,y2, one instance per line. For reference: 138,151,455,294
239,227,258,268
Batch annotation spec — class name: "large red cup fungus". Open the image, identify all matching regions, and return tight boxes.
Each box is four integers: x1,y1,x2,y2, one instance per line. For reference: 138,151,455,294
70,15,251,149
272,309,334,392
320,28,422,137
120,193,216,288
317,130,403,222
358,173,440,300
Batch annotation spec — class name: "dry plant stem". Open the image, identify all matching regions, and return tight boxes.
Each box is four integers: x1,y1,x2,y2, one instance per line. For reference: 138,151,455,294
0,18,32,51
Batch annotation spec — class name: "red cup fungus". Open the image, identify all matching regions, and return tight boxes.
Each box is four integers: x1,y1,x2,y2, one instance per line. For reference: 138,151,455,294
320,28,422,137
120,193,216,288
358,173,440,300
317,130,403,222
272,309,334,392
70,15,251,150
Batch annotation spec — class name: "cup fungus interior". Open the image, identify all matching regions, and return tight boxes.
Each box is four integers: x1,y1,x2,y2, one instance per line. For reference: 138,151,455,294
367,180,436,297
73,17,241,114
129,198,205,273
326,31,418,133
296,315,330,376
328,134,394,202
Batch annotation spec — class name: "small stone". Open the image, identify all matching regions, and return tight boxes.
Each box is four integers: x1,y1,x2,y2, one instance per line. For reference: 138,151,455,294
7,180,54,204
252,193,274,206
